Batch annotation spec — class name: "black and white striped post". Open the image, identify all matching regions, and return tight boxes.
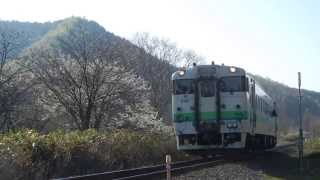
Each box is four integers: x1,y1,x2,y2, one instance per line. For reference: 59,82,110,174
298,72,303,173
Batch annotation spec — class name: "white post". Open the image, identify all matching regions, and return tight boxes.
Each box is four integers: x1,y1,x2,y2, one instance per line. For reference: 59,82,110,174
166,154,172,180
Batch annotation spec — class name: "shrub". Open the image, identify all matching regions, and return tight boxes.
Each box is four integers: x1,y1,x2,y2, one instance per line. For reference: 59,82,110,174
304,138,320,154
0,129,187,180
281,133,299,142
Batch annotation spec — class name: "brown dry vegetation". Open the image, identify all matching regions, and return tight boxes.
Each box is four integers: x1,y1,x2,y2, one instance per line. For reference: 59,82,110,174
0,129,187,180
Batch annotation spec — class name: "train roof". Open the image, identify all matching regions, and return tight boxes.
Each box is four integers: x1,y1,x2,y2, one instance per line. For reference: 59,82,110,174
246,74,273,105
255,82,274,105
172,64,246,80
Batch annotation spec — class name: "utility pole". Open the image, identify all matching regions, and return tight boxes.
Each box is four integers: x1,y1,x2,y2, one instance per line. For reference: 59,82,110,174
298,72,303,173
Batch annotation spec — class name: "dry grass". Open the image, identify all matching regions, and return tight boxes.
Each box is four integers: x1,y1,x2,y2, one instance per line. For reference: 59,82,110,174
0,129,187,180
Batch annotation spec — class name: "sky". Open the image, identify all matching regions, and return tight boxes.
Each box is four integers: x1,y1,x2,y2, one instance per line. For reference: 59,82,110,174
1,0,320,91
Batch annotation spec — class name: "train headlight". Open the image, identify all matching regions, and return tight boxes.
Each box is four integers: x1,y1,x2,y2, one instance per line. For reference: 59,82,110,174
227,123,232,128
232,123,238,128
230,67,237,73
227,122,238,129
178,71,185,76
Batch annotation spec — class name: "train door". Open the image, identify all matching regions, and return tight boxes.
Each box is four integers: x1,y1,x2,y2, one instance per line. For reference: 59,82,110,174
272,103,278,139
250,79,257,134
197,79,217,131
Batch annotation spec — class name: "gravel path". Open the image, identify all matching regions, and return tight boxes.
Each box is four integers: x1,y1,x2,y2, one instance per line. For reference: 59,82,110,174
173,163,264,180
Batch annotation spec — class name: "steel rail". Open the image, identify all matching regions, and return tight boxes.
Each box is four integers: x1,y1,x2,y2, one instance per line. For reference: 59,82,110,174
52,157,224,180
53,143,296,180
270,143,297,151
115,159,226,180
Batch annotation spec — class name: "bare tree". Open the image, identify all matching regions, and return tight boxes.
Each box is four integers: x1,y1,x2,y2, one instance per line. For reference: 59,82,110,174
131,33,176,121
132,32,181,65
0,26,32,132
181,49,205,68
131,33,205,122
132,32,204,67
25,19,149,130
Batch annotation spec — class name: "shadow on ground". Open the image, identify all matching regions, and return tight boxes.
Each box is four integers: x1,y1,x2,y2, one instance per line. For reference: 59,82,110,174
245,148,320,180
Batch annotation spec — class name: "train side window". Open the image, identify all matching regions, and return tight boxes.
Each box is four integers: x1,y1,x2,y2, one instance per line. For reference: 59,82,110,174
173,80,195,95
255,95,257,107
267,104,272,116
200,80,215,97
257,96,262,112
259,98,262,112
263,102,268,114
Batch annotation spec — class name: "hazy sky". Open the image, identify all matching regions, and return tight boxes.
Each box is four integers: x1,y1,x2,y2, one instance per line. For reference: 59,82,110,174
1,0,319,91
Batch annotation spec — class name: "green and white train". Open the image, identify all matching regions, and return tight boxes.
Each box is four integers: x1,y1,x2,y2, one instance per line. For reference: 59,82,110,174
171,63,278,154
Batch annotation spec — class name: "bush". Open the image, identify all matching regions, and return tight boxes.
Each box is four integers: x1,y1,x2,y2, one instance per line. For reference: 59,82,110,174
304,138,320,155
0,129,187,180
281,133,299,142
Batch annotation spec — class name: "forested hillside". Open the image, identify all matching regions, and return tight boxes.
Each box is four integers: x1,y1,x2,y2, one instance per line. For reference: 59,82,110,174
0,20,56,57
254,75,320,134
0,17,319,134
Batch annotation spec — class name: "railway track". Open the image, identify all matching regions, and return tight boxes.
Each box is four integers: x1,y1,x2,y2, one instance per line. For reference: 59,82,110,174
268,143,296,152
52,157,226,180
53,143,296,180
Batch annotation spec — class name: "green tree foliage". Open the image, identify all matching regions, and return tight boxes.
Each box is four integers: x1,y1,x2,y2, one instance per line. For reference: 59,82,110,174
253,75,320,133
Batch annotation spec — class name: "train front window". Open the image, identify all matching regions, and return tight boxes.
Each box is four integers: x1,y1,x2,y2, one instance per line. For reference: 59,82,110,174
219,76,247,92
173,80,194,95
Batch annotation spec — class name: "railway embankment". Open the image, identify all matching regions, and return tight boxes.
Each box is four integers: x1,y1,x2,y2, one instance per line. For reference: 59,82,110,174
2,129,320,180
0,129,188,180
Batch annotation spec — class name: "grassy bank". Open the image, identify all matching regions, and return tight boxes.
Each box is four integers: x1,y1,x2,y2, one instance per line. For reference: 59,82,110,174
0,129,187,180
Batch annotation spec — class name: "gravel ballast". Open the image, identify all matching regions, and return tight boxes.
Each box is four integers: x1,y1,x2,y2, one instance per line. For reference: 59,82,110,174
173,163,264,180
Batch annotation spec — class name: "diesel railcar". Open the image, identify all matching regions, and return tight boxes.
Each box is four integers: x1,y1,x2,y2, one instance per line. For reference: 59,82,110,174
171,63,278,154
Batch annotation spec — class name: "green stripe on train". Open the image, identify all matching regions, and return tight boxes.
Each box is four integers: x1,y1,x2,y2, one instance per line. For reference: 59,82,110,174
173,111,249,123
